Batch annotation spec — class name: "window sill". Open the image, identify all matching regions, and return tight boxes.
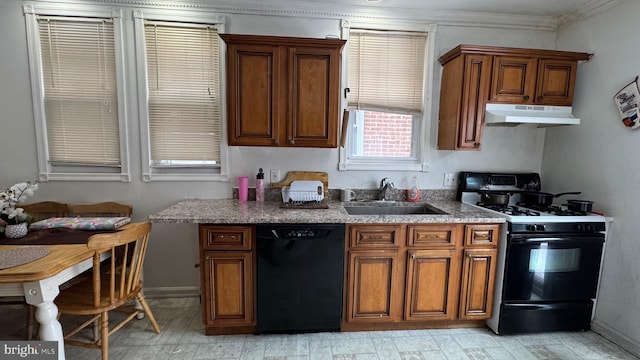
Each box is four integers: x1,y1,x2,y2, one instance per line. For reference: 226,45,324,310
39,172,130,182
338,161,430,172
142,173,229,182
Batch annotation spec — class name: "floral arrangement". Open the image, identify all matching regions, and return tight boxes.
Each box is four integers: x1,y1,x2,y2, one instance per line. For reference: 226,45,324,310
0,181,38,225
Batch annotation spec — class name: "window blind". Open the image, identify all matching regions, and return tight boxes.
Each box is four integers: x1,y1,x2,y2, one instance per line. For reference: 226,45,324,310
144,23,221,164
347,30,427,113
38,17,120,165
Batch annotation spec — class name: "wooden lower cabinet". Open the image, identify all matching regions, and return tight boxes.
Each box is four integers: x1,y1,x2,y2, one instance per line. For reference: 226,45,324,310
202,251,254,328
405,249,460,321
199,224,255,335
344,223,500,331
346,250,399,322
459,249,497,320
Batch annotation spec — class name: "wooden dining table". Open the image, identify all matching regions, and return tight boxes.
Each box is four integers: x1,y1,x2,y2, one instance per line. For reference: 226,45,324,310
0,225,129,360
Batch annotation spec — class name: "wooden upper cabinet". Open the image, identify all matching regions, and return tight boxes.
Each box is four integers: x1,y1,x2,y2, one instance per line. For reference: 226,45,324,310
535,58,579,105
225,42,281,146
221,34,345,148
490,56,579,106
288,46,341,147
490,56,537,104
438,53,491,150
438,45,592,151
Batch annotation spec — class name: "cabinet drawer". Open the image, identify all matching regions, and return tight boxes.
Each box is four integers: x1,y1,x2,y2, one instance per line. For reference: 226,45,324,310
349,225,402,248
464,224,500,247
407,225,458,248
200,225,252,250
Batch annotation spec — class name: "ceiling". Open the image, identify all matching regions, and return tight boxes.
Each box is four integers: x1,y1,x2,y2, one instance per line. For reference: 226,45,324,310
286,0,615,18
191,0,623,30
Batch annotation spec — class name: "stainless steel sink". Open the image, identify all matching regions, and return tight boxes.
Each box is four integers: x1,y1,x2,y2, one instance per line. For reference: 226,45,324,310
344,203,448,215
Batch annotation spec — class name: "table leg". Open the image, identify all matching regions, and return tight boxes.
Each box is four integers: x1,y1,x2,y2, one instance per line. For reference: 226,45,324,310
23,280,66,360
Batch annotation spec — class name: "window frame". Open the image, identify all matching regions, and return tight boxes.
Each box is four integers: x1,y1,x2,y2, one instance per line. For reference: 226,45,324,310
24,4,130,182
133,9,228,182
338,19,436,172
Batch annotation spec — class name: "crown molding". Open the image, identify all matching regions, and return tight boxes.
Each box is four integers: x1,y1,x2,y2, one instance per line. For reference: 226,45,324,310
557,0,624,29
30,0,622,31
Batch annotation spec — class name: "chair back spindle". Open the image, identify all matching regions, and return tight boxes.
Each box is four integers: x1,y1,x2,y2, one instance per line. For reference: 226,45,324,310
55,222,160,360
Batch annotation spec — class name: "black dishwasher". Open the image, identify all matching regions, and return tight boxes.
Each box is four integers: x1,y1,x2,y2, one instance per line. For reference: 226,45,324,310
256,223,345,334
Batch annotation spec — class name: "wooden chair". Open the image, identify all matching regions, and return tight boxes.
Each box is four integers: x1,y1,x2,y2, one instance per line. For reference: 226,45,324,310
55,222,160,360
1,201,69,340
69,202,132,217
21,201,69,222
69,201,136,337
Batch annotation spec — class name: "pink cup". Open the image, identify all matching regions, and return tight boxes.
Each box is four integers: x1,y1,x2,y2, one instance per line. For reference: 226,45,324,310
238,176,249,201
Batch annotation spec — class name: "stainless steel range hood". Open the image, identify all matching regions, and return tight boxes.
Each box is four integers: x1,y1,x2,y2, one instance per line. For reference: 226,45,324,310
484,103,580,127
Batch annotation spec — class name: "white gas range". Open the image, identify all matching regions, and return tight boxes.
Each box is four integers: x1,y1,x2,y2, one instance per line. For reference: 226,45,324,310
458,172,606,335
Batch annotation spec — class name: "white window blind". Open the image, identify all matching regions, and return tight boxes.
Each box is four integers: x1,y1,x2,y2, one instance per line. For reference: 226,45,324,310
38,16,120,166
348,30,427,113
144,23,221,164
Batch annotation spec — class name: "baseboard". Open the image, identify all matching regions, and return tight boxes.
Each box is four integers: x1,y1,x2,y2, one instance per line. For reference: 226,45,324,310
142,286,200,298
592,319,640,357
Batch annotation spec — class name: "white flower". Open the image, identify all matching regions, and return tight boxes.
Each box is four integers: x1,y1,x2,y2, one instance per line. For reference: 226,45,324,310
0,181,38,225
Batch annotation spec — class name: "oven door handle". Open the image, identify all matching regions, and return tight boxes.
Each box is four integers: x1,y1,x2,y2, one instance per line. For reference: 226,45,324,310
505,303,557,310
510,237,605,244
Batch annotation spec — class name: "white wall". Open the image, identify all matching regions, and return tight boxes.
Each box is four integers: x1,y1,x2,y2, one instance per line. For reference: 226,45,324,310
0,0,556,293
547,0,640,354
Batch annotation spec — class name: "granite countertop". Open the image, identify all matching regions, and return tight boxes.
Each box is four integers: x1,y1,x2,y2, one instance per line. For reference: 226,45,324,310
149,199,507,224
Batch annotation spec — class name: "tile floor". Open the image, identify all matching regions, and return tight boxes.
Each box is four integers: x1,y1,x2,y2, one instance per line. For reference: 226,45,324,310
1,297,638,360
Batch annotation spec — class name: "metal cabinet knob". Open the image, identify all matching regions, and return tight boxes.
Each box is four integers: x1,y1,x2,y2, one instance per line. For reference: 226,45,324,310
523,95,530,101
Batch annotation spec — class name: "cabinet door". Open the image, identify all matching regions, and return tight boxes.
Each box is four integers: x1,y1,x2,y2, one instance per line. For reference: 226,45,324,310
459,249,497,320
535,58,578,106
226,43,281,146
458,54,492,150
490,56,537,104
404,249,460,321
202,251,254,326
288,46,341,147
346,250,399,322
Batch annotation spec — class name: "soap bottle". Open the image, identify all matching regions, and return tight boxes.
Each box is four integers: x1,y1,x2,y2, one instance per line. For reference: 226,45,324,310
256,168,265,202
407,176,420,202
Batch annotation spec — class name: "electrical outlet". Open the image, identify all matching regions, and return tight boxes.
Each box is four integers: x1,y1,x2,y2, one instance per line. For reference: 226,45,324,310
443,172,457,187
270,169,280,183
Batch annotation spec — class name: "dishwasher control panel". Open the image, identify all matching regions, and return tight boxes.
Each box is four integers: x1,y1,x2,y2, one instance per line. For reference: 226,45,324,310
282,229,318,238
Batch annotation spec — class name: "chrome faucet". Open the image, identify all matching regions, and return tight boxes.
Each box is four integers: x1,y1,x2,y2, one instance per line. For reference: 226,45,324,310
378,178,395,201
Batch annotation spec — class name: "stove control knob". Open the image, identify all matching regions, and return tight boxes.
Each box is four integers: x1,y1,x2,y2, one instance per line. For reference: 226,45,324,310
577,224,586,231
535,224,546,232
526,224,537,231
587,224,596,232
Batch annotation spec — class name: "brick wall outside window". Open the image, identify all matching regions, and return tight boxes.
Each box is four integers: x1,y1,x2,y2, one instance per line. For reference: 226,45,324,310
363,111,412,157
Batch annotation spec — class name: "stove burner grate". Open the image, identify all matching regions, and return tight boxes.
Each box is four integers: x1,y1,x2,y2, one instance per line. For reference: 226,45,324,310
476,203,541,216
515,203,589,216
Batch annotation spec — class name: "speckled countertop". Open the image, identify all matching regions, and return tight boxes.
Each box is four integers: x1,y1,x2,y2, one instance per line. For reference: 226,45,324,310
149,199,507,224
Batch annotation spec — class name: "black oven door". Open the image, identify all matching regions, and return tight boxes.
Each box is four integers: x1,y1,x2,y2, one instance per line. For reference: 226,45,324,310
503,233,604,302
